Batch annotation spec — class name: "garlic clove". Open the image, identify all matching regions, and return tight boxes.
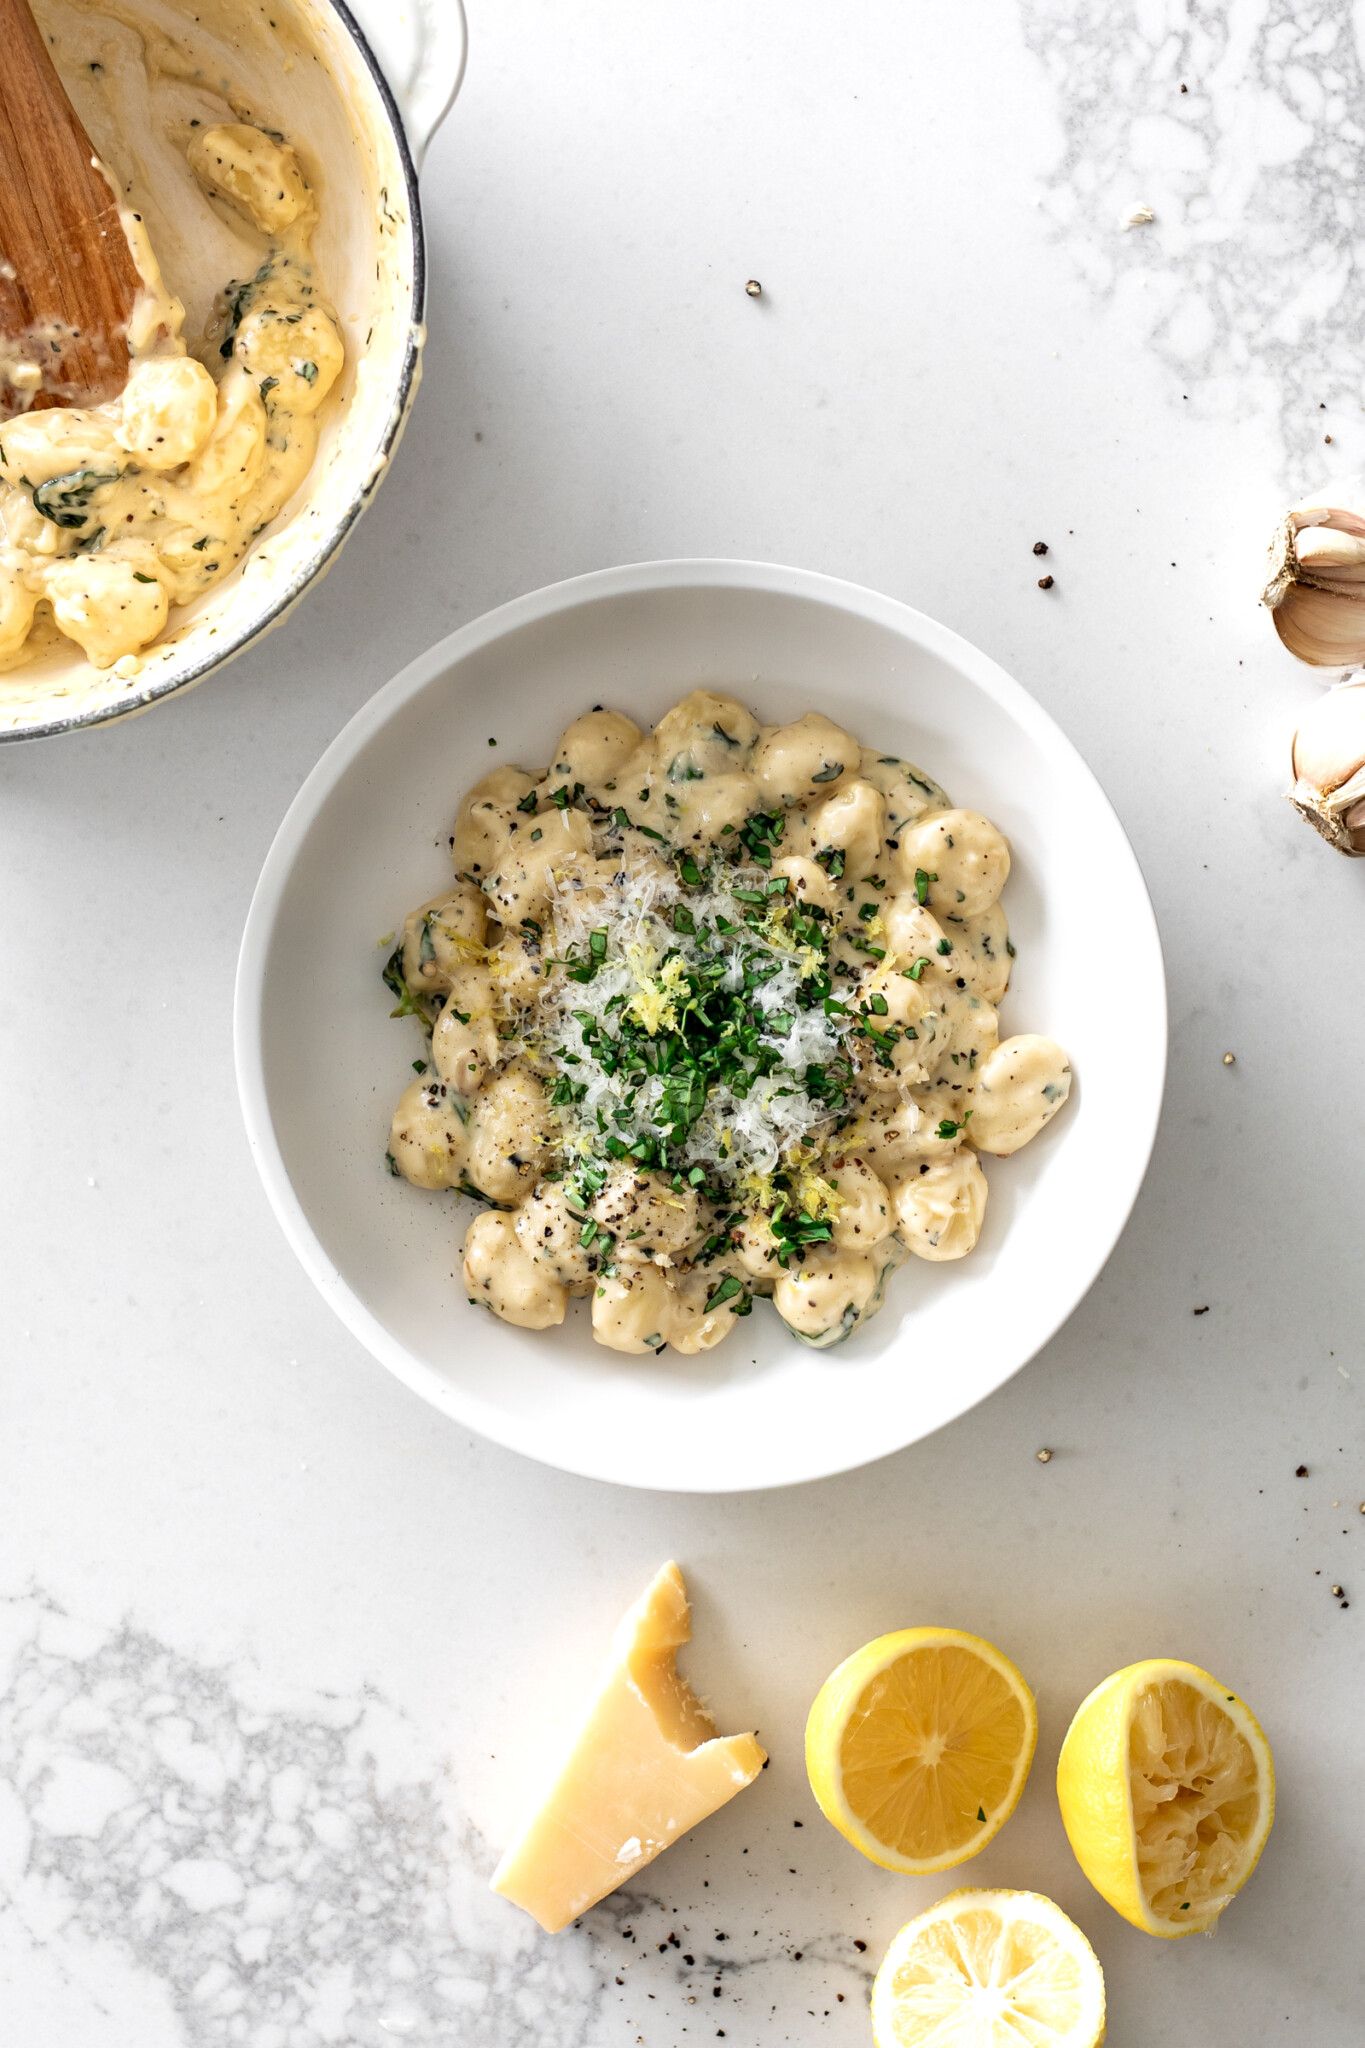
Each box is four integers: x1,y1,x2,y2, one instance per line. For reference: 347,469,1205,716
1272,581,1365,665
1288,677,1365,854
1294,527,1365,578
1263,484,1365,663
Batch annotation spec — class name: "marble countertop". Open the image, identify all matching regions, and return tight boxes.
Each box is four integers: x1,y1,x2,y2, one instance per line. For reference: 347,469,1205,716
2,1,1362,2041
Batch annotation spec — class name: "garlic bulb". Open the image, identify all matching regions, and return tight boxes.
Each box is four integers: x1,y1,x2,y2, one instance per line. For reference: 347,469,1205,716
1289,677,1365,854
1263,487,1365,665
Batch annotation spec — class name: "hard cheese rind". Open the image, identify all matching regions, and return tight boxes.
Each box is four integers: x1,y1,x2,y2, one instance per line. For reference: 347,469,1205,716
490,1561,766,1932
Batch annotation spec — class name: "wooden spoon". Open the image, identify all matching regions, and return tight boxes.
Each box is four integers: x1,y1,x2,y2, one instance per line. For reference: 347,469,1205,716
0,0,144,415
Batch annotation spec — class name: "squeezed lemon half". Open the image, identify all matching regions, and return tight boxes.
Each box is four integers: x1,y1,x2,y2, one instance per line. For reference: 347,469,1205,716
871,1888,1106,2048
1056,1658,1275,1937
805,1627,1037,1873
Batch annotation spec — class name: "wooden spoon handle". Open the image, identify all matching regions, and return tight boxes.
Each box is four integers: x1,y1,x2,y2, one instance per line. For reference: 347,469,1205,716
0,0,144,412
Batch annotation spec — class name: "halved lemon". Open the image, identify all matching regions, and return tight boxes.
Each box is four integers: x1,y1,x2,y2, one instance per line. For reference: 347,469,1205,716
1056,1658,1274,1937
805,1627,1037,1872
871,1888,1106,2048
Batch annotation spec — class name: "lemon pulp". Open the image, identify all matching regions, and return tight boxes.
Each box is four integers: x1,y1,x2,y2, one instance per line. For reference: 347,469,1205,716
806,1628,1036,1873
871,1888,1106,2048
1130,1678,1262,1921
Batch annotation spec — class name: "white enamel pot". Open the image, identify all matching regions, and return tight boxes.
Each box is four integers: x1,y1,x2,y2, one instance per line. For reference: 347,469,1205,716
2,0,467,744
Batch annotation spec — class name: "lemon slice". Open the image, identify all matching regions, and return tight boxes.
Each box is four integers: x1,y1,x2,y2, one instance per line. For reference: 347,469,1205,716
871,1888,1106,2048
805,1627,1037,1872
1056,1658,1274,1937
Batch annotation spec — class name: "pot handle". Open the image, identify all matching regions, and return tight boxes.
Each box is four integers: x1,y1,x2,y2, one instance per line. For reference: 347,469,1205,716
341,0,468,169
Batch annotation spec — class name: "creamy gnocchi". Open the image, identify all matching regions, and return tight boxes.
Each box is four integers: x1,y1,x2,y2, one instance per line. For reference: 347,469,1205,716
382,692,1072,1355
0,122,342,673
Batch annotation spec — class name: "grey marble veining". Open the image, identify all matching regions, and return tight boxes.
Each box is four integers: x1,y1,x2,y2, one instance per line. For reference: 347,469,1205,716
0,1596,598,2047
1020,0,1365,479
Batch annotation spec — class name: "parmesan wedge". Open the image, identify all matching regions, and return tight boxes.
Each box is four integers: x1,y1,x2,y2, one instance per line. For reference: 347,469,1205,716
490,1562,766,1931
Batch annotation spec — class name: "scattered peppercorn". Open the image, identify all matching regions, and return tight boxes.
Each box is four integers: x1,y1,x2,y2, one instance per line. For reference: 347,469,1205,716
745,279,762,297
854,1940,868,1952
1038,574,1054,589
1296,1465,1309,1477
1033,541,1048,556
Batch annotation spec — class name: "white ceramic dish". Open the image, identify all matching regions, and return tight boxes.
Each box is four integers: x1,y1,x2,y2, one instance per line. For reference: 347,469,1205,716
235,561,1166,1492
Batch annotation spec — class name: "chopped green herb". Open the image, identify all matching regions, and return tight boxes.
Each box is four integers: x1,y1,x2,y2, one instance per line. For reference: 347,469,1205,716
30,467,119,529
703,1273,745,1314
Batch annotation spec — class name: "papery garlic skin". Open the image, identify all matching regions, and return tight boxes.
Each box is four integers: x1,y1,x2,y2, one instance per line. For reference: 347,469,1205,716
1263,486,1365,666
1288,676,1365,854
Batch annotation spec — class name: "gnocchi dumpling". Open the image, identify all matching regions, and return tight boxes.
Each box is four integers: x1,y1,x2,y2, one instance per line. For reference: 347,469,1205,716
892,1153,988,1261
402,885,487,993
773,1246,885,1347
514,1181,595,1289
752,712,859,808
188,123,312,235
895,809,1011,918
826,1158,894,1249
117,356,219,469
798,778,888,886
463,1211,567,1329
590,1265,677,1354
547,709,642,794
388,1078,469,1190
650,689,761,781
967,1036,1071,1156
463,1063,551,1202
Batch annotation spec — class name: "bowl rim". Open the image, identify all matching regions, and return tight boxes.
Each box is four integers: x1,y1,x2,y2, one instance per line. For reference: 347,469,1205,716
2,0,428,747
234,557,1168,1491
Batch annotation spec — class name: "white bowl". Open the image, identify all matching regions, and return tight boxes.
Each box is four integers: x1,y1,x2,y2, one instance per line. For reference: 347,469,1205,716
234,561,1166,1492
